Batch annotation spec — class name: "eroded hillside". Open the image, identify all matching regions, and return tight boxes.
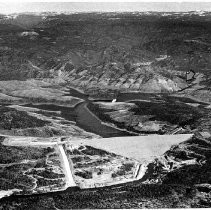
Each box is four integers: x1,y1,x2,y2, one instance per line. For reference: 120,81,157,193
0,12,211,97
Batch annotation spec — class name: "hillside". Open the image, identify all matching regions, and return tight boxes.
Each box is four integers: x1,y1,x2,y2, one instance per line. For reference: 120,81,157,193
0,12,210,96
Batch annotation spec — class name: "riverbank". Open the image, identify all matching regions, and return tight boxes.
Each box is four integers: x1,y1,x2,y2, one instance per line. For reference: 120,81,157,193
74,102,133,137
20,86,134,138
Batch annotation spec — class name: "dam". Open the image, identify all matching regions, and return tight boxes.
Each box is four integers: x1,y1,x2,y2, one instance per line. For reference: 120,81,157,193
70,134,194,162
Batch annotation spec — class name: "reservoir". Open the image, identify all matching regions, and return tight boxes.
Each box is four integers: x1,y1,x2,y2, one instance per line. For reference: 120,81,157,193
23,88,133,138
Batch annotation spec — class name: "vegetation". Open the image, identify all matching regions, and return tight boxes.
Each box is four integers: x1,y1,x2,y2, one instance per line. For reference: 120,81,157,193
75,170,93,179
26,168,64,179
88,93,209,135
74,159,110,169
163,159,211,186
163,136,211,186
0,106,49,130
1,181,210,208
80,145,111,156
112,162,134,178
0,164,35,190
0,143,53,164
71,156,91,163
36,177,65,189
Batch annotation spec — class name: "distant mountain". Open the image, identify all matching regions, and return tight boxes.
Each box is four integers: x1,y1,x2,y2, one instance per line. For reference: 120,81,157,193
0,12,210,96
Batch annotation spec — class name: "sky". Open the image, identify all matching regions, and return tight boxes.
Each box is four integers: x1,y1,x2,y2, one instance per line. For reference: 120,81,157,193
1,1,211,14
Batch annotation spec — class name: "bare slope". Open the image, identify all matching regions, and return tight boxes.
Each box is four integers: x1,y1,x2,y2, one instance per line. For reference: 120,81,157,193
1,13,211,96
72,134,193,162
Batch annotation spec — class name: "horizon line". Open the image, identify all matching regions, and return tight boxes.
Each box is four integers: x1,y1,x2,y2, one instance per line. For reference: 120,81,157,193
1,2,211,14
1,10,211,15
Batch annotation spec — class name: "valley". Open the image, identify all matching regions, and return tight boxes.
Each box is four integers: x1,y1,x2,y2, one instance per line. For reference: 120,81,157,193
0,10,210,208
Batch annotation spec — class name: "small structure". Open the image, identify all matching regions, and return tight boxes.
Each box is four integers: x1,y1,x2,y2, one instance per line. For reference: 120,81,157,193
186,69,196,82
20,31,39,37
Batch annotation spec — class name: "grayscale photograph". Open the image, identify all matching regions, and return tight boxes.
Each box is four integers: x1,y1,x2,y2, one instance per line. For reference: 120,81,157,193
0,0,210,209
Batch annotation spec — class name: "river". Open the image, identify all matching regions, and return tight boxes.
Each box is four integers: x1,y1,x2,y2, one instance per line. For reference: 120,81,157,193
23,87,132,138
23,87,203,138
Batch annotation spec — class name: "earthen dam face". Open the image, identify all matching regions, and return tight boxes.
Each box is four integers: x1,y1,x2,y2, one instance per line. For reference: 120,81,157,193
72,134,194,162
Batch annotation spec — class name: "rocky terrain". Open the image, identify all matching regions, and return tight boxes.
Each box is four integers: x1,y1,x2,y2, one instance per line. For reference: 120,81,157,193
0,11,210,208
88,94,211,135
0,12,210,95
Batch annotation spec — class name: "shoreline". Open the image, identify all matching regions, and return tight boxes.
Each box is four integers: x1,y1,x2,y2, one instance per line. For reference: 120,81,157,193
75,102,133,137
